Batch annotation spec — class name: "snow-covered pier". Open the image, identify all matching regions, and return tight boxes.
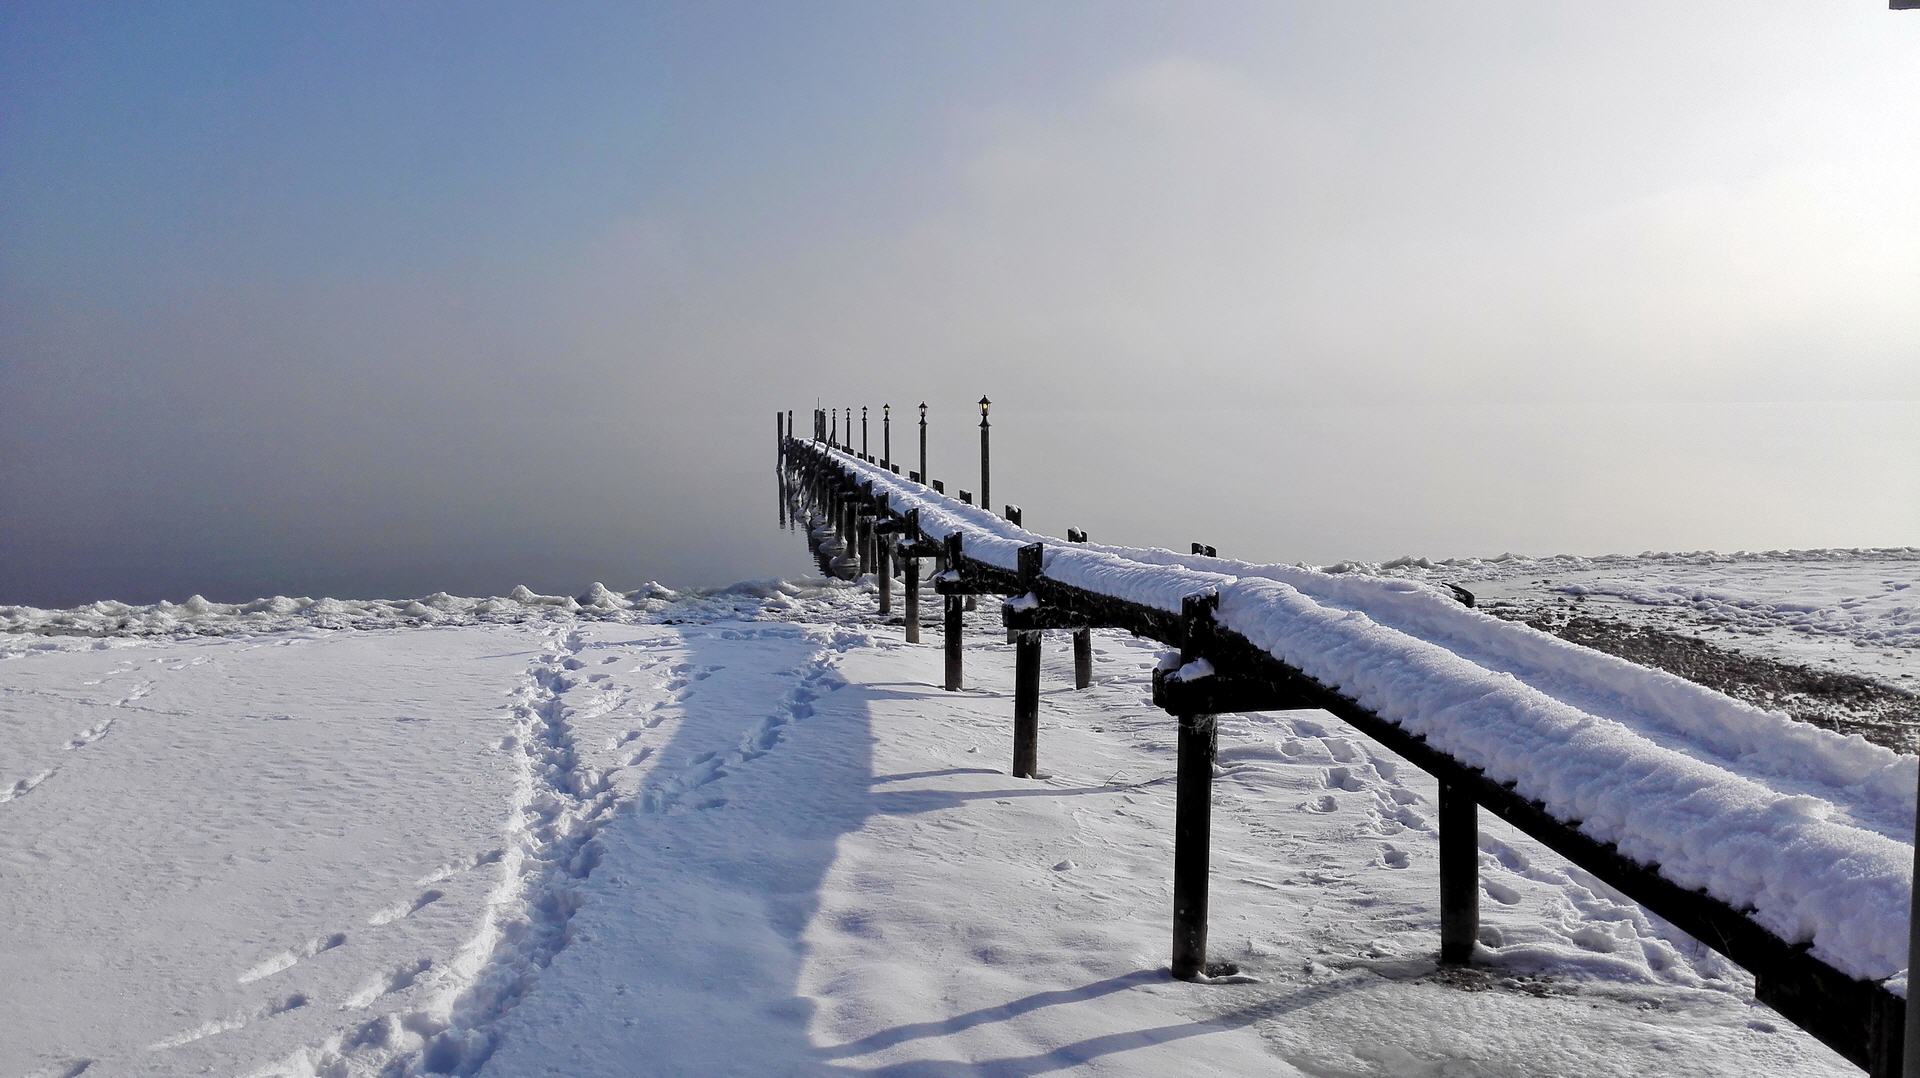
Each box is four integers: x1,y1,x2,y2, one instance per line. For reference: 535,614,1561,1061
786,425,1915,1076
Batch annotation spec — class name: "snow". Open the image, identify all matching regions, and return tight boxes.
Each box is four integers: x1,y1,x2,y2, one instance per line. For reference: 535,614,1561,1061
0,446,1904,1073
821,449,1919,984
3,583,1862,1074
1464,557,1919,685
1215,575,1911,982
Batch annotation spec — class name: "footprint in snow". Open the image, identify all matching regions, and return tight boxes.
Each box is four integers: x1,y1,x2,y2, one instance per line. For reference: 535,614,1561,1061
149,994,308,1050
238,932,348,984
1323,766,1366,793
368,889,443,927
415,847,505,887
346,958,433,1009
1483,879,1523,906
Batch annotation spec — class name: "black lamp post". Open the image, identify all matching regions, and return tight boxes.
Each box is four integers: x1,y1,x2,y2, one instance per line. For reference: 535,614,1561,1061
862,406,869,459
918,402,928,483
844,408,852,453
978,395,991,514
882,404,891,470
830,409,838,447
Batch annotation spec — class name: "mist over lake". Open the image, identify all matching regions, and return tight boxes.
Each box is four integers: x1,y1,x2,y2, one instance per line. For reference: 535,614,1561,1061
6,399,1912,609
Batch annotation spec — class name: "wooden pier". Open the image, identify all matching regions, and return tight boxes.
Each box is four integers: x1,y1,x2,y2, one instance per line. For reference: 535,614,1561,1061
781,414,1909,1076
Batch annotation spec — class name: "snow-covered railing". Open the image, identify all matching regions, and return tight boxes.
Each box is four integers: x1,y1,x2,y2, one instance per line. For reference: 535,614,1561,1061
781,434,1914,1076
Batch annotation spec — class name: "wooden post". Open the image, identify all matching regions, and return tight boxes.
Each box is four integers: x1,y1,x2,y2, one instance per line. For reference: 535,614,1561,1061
1011,542,1044,778
877,533,892,614
1069,528,1091,690
1172,591,1223,981
943,533,963,691
858,484,876,575
1439,782,1479,965
979,401,990,515
904,538,921,644
1014,631,1040,777
776,410,784,458
1173,709,1216,980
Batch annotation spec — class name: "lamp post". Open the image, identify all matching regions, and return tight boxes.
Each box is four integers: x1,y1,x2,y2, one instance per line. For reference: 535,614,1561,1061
844,409,852,453
978,396,991,514
862,406,869,459
830,409,838,447
918,402,928,484
882,404,891,470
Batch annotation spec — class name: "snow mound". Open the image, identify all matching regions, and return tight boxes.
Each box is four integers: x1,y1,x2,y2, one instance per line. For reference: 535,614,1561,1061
0,577,858,643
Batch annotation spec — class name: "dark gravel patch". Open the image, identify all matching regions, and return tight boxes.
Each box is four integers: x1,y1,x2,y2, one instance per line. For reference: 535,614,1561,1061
1486,603,1920,753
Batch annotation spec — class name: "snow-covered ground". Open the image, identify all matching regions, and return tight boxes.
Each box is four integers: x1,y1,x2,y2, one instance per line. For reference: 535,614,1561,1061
0,580,1869,1076
1357,549,1918,687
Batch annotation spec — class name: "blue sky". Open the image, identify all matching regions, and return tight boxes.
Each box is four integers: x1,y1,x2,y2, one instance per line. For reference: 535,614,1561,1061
3,3,1916,604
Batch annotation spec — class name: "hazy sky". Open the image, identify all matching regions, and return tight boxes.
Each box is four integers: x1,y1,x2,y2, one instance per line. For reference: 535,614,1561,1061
3,3,1916,605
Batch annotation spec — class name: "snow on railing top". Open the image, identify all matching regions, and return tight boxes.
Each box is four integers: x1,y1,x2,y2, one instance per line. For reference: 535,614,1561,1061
819,444,1916,988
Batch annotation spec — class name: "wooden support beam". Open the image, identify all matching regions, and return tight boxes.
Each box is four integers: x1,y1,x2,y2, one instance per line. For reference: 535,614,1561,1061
1170,591,1232,981
1013,629,1040,778
877,535,892,615
1439,783,1478,965
901,509,921,644
1009,543,1044,778
1068,528,1091,690
934,572,1001,596
944,533,964,691
1001,602,1118,633
904,553,921,643
1151,665,1317,715
1172,709,1217,981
